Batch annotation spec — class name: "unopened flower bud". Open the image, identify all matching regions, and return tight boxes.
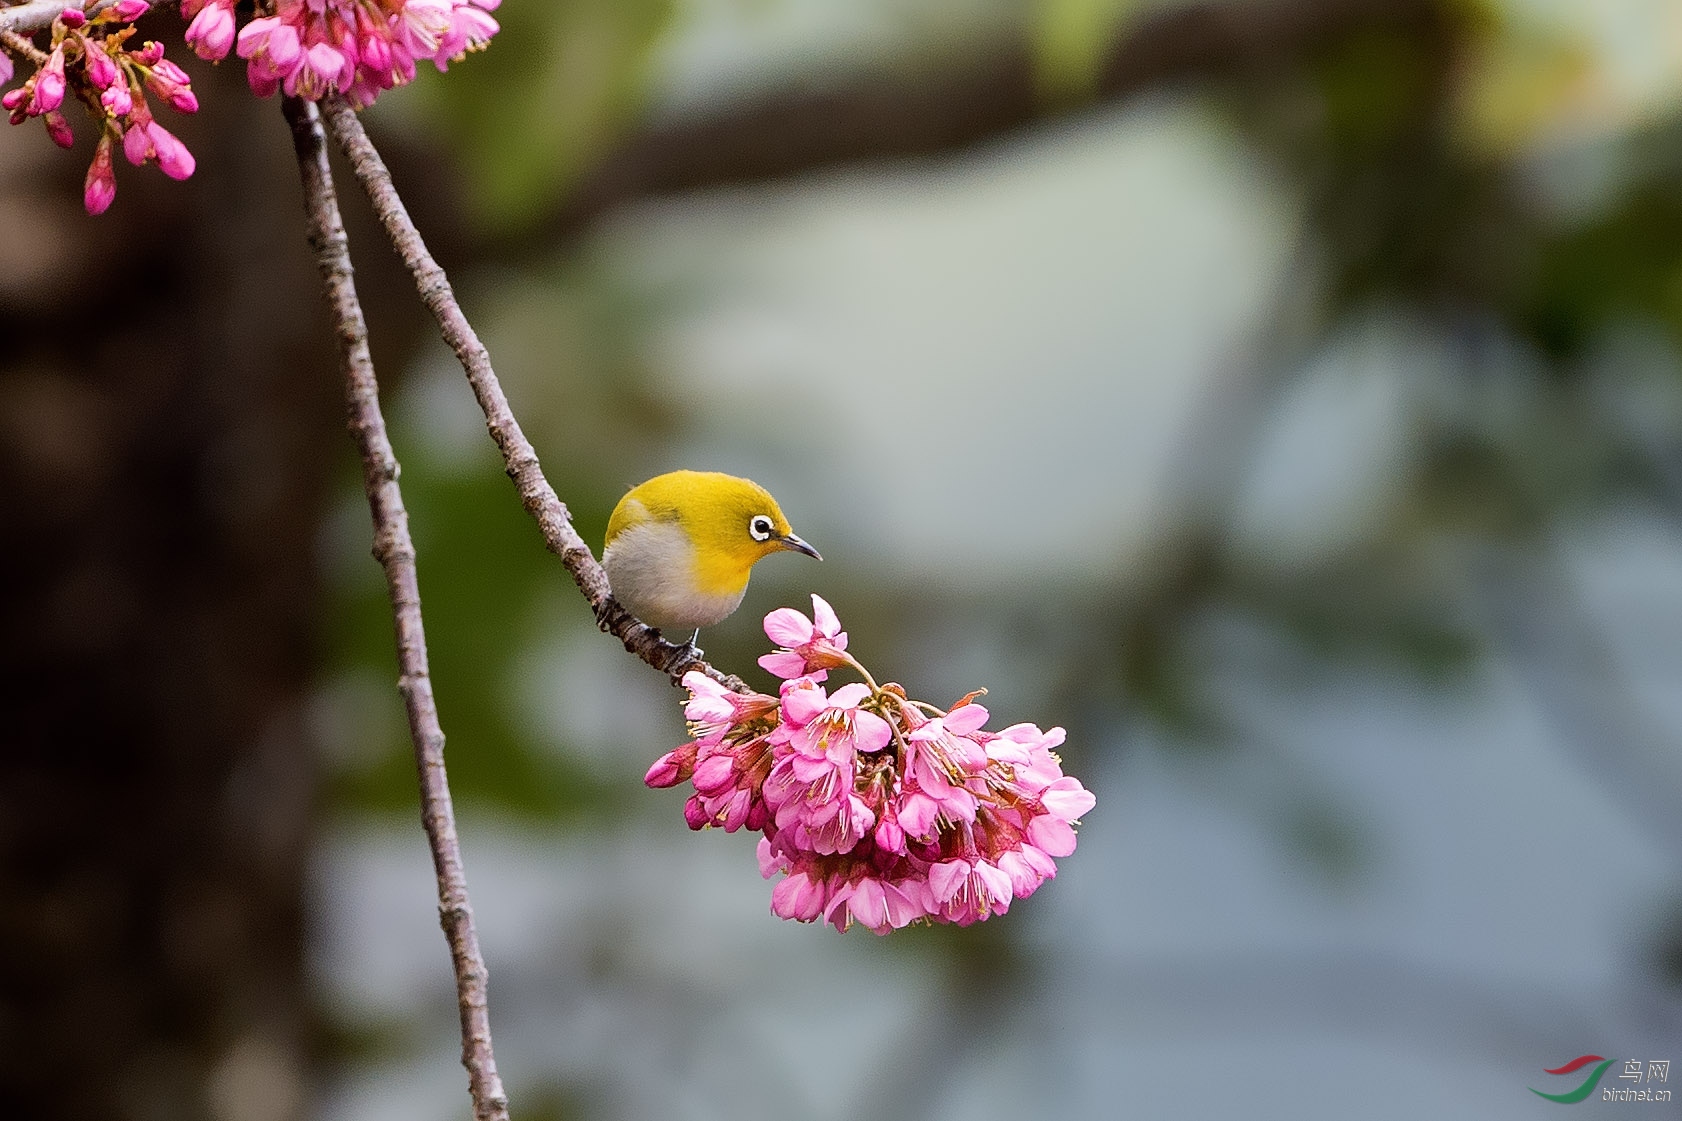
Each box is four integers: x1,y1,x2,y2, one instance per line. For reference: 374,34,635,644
184,1,236,61
146,120,194,179
33,49,67,114
44,109,73,147
84,42,118,88
83,132,116,214
100,81,132,117
58,7,86,29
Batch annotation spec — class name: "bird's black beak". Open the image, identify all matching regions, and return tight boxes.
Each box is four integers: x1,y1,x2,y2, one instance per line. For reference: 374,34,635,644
778,533,822,561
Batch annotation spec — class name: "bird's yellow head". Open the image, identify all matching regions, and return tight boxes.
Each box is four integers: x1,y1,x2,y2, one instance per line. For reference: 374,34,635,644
603,470,820,633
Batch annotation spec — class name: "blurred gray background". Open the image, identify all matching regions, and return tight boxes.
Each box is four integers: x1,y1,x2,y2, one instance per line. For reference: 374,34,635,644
4,0,1682,1118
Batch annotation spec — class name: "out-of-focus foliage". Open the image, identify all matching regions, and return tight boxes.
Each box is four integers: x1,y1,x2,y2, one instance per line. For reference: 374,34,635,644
1031,0,1137,102
377,0,675,229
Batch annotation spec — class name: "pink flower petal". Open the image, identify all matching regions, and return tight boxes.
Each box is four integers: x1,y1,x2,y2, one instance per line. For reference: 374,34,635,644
928,860,970,903
827,682,871,709
1027,815,1078,858
780,682,827,726
1041,777,1096,821
851,709,893,753
763,607,815,648
810,594,840,636
847,877,888,931
757,651,809,679
943,703,990,736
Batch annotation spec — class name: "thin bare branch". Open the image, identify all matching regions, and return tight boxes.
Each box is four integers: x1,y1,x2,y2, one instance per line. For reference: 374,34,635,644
317,93,748,693
0,26,48,63
0,0,173,36
283,95,510,1121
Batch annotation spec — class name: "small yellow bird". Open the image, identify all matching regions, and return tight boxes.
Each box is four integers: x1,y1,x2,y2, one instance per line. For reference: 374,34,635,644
602,470,820,642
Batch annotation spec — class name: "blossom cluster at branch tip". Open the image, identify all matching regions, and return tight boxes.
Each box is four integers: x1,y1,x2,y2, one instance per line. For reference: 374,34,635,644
645,595,1097,934
2,1,196,214
179,0,500,108
0,0,501,215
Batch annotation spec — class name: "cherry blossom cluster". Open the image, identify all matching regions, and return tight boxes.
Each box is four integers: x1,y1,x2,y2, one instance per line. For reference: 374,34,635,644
646,596,1097,934
0,0,499,214
2,2,196,214
182,0,499,107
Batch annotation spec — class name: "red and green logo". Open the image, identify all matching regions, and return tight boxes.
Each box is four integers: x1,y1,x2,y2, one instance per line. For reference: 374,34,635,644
1531,1055,1614,1103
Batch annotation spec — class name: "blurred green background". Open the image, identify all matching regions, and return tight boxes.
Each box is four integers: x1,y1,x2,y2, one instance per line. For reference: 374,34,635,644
4,0,1682,1118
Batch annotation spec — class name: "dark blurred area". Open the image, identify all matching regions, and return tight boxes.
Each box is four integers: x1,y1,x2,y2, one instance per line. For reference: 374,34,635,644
4,1,1682,1119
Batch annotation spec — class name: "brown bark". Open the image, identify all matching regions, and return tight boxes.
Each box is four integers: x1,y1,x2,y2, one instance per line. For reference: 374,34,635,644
284,95,510,1121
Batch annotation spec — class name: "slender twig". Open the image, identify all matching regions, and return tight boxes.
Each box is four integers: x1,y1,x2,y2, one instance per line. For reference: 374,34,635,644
0,27,47,64
0,0,175,36
316,94,749,693
0,0,70,35
283,96,510,1121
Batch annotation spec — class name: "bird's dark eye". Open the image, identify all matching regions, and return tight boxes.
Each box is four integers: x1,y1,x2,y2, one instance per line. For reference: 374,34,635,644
748,515,774,542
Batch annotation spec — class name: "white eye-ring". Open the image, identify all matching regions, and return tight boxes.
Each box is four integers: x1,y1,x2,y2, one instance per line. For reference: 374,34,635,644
748,515,775,542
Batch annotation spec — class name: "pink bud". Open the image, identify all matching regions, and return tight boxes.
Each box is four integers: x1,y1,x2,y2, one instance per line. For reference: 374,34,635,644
33,50,67,113
643,743,697,788
151,58,188,86
110,0,150,20
2,88,28,112
873,814,904,855
359,31,391,73
58,8,86,28
134,40,164,65
245,68,279,99
145,120,194,179
121,118,149,165
84,42,118,88
83,133,116,215
184,1,236,60
144,58,197,113
692,755,736,796
100,81,131,117
0,50,12,85
44,109,73,147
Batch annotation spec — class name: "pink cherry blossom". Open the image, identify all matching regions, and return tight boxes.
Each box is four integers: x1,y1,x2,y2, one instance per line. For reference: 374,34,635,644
233,0,499,107
759,593,849,679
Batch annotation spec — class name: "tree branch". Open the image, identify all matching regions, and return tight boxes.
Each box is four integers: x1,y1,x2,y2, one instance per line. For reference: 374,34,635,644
0,26,48,63
317,93,749,693
283,95,511,1121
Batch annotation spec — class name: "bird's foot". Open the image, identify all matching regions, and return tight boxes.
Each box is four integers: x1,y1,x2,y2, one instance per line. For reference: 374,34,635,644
680,630,704,662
